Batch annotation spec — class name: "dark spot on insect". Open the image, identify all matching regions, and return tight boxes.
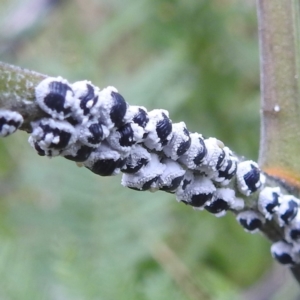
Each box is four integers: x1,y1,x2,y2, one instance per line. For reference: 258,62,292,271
205,198,229,214
176,129,191,156
87,123,104,145
118,124,135,147
142,132,149,139
216,150,225,170
88,158,126,176
110,92,127,128
122,157,149,174
64,145,93,162
190,193,213,207
44,81,72,115
273,252,294,265
160,175,184,192
239,216,262,231
182,179,192,190
290,228,300,241
133,108,149,128
243,164,261,193
141,177,158,190
66,116,80,126
193,138,207,165
156,113,172,144
265,192,280,213
281,199,298,225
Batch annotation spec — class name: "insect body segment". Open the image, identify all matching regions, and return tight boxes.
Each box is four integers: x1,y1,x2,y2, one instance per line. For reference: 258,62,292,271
0,110,23,137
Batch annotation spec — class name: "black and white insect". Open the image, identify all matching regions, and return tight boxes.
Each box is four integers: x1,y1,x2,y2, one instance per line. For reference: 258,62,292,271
77,120,109,148
236,161,265,196
28,118,77,157
83,142,127,176
121,153,166,191
61,142,94,162
143,109,173,151
35,77,75,120
71,80,100,123
124,105,149,129
178,132,207,170
258,187,281,220
106,122,144,154
271,240,299,265
284,212,300,244
162,122,191,160
0,110,23,137
236,210,265,233
158,159,186,193
205,188,244,217
275,195,299,227
97,86,128,130
121,145,151,174
176,175,216,209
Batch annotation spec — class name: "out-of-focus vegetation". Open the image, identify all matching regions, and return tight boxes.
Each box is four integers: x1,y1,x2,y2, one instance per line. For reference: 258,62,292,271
0,0,298,299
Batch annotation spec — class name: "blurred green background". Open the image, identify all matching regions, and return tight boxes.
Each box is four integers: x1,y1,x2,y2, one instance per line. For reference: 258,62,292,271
0,0,298,299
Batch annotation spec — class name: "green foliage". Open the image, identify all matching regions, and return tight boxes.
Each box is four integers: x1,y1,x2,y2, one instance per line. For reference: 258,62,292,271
0,0,298,299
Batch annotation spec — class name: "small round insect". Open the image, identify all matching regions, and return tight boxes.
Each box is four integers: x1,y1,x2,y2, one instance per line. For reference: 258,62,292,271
121,153,166,191
106,122,144,154
83,142,127,176
236,210,265,233
158,159,186,193
124,105,149,129
71,80,100,123
0,110,23,137
61,142,94,162
121,145,151,174
211,147,238,185
276,195,299,227
77,120,109,148
236,161,265,196
35,77,75,120
271,240,299,265
258,187,281,220
97,86,128,129
176,175,216,209
284,212,300,244
143,109,173,151
29,118,77,157
162,122,191,160
178,132,207,170
205,188,237,217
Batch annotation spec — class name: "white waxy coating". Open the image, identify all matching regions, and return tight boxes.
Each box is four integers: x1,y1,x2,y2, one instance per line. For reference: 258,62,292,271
258,187,281,220
284,211,300,244
0,110,23,137
121,153,166,191
35,77,75,120
200,137,224,170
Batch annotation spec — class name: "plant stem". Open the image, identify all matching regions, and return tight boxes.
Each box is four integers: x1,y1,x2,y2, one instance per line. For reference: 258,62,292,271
257,0,300,284
257,0,300,193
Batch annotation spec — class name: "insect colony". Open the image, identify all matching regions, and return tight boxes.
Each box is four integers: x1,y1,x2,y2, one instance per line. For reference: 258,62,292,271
0,76,299,266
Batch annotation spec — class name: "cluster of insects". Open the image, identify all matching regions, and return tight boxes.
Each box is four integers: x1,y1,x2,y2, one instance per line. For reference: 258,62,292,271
1,76,300,266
